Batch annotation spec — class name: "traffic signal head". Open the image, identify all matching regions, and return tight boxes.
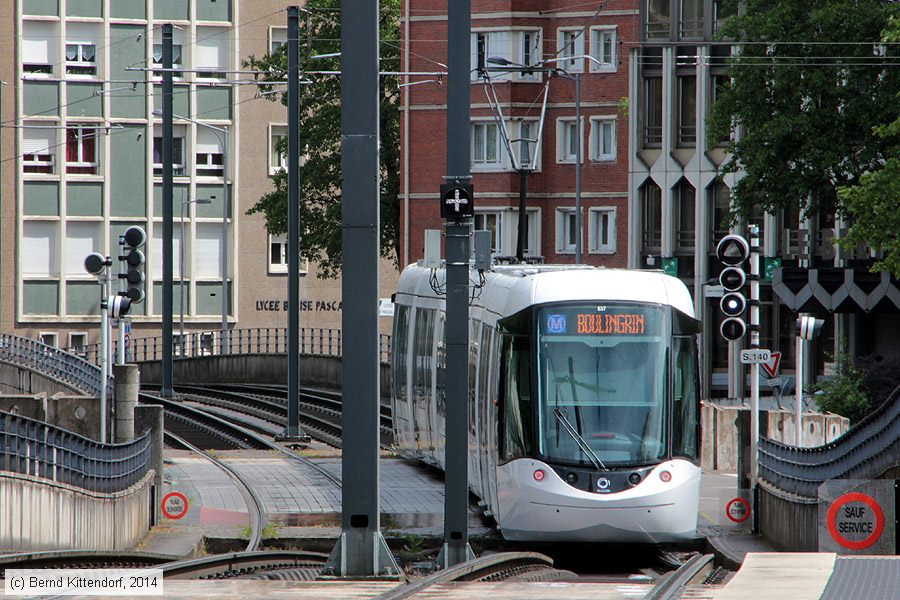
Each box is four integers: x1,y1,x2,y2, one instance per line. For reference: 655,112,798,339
84,252,108,276
108,295,131,319
796,315,825,340
720,317,746,342
120,226,146,305
716,234,750,267
720,292,746,317
716,234,749,341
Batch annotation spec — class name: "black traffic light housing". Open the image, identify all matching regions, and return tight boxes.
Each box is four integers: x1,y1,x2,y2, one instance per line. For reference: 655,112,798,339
716,234,750,341
119,226,146,305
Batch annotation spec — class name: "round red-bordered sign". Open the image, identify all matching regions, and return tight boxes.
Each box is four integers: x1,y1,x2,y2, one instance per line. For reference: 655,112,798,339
725,497,751,523
827,492,884,550
162,491,189,520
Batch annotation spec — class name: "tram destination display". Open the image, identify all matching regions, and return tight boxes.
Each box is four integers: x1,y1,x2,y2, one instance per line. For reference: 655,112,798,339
541,305,661,337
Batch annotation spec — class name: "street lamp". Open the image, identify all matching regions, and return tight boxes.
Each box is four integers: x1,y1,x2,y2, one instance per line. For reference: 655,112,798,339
180,195,212,355
153,110,230,354
485,54,602,264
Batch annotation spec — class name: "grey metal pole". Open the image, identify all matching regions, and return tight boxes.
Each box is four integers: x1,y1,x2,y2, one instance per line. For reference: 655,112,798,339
440,0,474,568
117,237,126,364
749,225,760,528
574,73,582,264
180,199,185,351
324,0,399,577
99,275,108,443
286,7,301,438
795,333,804,446
161,24,174,398
221,126,229,354
516,170,528,262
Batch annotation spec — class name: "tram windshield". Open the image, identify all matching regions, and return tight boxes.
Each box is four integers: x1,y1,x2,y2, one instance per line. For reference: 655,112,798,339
535,304,670,467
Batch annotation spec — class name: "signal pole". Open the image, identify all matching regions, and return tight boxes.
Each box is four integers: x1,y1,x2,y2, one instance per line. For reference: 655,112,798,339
161,24,174,398
439,0,475,568
748,224,760,523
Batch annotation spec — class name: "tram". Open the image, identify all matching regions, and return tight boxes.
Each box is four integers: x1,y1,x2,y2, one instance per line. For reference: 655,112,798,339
391,263,702,543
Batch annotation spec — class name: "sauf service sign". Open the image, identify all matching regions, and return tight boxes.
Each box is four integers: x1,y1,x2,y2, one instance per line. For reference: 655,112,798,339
818,479,895,554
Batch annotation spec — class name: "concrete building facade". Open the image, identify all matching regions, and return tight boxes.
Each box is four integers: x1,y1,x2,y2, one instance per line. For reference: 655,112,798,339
400,1,639,269
5,0,398,355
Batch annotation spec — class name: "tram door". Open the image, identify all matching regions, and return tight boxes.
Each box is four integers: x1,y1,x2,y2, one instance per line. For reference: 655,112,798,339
468,320,483,499
412,307,436,461
479,326,499,512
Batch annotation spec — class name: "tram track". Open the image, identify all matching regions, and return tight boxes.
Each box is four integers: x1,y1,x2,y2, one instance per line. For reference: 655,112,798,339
144,383,393,449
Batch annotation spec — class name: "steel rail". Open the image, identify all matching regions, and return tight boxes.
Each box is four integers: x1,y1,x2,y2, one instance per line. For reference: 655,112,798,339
373,552,556,600
0,551,177,576
159,549,329,579
644,553,714,600
163,430,267,552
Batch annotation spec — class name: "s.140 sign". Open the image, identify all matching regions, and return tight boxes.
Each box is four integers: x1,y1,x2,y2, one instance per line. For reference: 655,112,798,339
740,349,772,364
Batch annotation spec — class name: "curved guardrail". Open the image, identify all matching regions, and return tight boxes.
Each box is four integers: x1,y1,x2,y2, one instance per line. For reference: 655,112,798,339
0,411,151,494
69,328,392,365
0,333,112,400
759,386,900,498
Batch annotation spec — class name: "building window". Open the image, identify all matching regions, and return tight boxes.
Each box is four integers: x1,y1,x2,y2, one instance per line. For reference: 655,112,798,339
22,128,55,174
68,332,88,356
590,27,617,72
680,0,705,38
640,180,662,256
556,208,579,253
269,125,287,174
66,126,98,175
153,135,186,176
270,27,287,54
674,179,696,253
268,233,307,274
714,0,737,34
677,74,697,147
590,117,616,161
39,332,58,347
557,119,580,163
558,29,585,72
195,128,224,177
519,31,541,78
516,120,539,169
709,45,732,146
23,21,55,75
646,0,670,39
471,30,541,81
707,181,731,254
65,42,97,76
474,211,502,253
643,76,663,147
472,121,502,168
195,27,228,79
152,44,184,78
589,207,617,254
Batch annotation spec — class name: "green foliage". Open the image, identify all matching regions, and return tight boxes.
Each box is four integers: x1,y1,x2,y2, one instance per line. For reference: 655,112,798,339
814,351,872,424
243,0,401,278
837,14,900,277
708,0,900,232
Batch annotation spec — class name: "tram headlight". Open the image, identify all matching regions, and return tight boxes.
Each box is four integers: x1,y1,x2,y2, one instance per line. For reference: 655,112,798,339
565,472,578,485
628,472,642,486
533,469,545,482
659,470,672,483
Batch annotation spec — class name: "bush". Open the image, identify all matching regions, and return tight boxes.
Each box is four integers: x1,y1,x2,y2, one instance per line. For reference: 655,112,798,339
814,351,872,424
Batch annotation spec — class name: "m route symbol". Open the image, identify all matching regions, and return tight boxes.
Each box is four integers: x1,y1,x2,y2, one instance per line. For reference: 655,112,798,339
162,491,189,520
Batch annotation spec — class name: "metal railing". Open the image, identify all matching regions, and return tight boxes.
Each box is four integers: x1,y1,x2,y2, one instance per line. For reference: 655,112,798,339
70,328,393,366
0,333,111,400
0,411,151,494
759,385,900,498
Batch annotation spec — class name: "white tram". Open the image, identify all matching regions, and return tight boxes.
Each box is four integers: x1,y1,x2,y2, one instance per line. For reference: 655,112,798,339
390,263,702,543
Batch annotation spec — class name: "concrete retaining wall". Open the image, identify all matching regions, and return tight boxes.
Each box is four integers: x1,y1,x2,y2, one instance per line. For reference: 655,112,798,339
138,354,392,398
759,482,819,551
701,402,849,472
0,394,103,441
0,470,155,552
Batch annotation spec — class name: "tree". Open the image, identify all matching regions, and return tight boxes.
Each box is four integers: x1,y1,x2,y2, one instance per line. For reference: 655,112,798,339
709,0,900,274
838,14,900,277
244,0,401,278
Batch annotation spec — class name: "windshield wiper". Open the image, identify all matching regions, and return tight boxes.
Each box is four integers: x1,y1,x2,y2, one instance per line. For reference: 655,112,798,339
553,408,607,471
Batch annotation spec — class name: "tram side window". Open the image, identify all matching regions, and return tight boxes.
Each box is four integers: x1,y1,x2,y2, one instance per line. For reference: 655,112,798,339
413,308,435,413
436,311,447,417
672,336,700,460
469,320,480,436
499,335,534,461
392,305,410,407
